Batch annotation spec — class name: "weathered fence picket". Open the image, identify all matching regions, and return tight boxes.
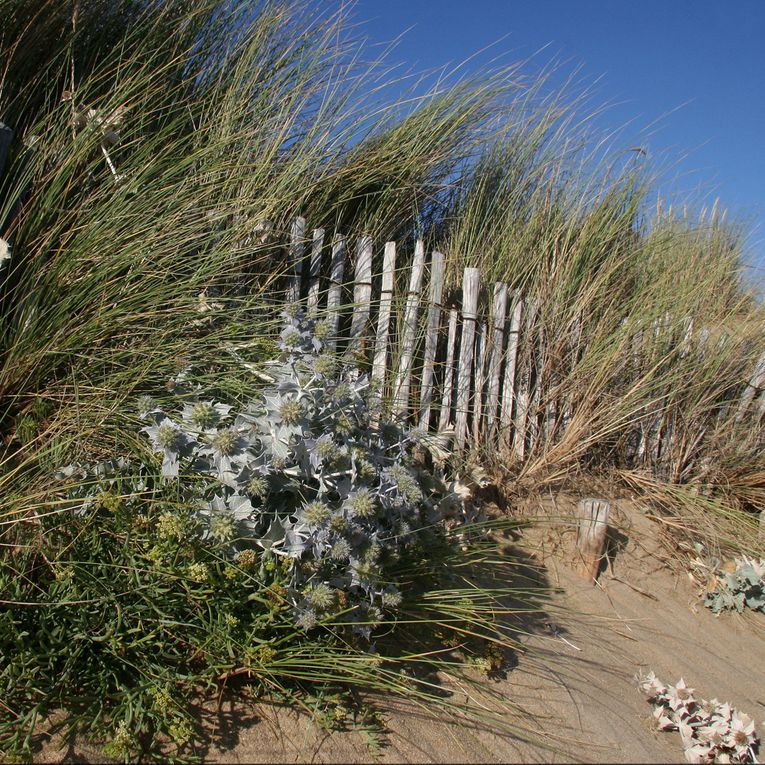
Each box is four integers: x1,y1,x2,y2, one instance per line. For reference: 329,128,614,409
348,236,373,356
287,217,306,304
438,307,459,432
307,228,324,311
393,240,426,418
486,283,508,437
325,234,346,349
419,251,445,429
455,268,480,449
500,291,523,445
371,242,397,388
472,321,488,446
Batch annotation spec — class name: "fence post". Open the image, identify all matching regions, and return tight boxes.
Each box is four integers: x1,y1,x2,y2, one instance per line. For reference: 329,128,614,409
455,267,480,450
486,283,508,438
438,308,459,432
419,251,445,430
500,291,523,446
472,321,488,446
348,236,373,357
371,241,397,415
575,498,610,583
393,240,426,419
513,297,539,460
307,227,324,312
736,350,765,423
287,217,306,304
325,234,347,350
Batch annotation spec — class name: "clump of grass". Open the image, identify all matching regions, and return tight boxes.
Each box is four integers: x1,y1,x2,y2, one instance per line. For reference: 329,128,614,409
2,0,765,759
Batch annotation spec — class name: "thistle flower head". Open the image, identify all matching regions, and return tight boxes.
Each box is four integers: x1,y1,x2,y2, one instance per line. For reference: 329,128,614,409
316,436,337,461
330,538,351,560
306,582,335,611
329,513,349,533
282,327,302,348
190,401,218,429
332,383,349,401
335,414,354,437
381,588,403,609
346,488,375,519
157,422,182,450
279,398,303,425
302,500,331,526
296,608,318,631
247,475,268,498
313,319,331,340
312,354,336,377
211,428,238,457
137,395,158,419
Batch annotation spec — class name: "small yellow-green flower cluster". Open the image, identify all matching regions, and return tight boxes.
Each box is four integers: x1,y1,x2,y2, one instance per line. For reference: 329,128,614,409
210,513,236,544
187,562,209,583
168,719,193,747
157,512,185,541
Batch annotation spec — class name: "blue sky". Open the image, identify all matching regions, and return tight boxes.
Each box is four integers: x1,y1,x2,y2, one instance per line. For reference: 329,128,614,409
351,0,765,270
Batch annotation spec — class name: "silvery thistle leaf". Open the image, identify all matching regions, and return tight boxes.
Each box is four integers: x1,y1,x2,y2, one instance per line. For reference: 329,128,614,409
666,679,695,713
697,718,728,747
744,589,765,611
198,427,253,487
228,492,255,521
653,706,677,731
256,517,289,555
283,519,310,558
638,671,667,699
141,416,193,478
181,400,232,433
726,710,757,756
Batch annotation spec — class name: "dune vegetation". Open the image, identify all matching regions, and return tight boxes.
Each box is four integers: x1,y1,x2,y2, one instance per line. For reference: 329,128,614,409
0,0,763,760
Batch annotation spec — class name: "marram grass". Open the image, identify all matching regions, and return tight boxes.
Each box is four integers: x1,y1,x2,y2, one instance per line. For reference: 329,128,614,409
1,0,764,760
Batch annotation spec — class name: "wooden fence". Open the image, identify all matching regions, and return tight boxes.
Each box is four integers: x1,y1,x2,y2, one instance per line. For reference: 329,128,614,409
276,217,763,468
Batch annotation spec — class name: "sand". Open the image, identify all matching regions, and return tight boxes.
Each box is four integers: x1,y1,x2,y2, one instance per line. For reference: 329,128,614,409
34,494,765,763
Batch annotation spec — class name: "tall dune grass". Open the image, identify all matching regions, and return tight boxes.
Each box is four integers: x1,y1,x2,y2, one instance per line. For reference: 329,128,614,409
0,0,763,758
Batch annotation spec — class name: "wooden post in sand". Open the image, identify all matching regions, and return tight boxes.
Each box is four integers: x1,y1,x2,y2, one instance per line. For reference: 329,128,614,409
575,498,610,583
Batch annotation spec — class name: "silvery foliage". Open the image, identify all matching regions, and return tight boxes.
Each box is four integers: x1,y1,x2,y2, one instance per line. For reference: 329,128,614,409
690,547,765,615
638,672,761,764
703,557,765,615
58,310,467,637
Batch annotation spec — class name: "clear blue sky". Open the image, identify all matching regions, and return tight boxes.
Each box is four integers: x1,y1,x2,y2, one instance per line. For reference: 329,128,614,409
351,0,765,270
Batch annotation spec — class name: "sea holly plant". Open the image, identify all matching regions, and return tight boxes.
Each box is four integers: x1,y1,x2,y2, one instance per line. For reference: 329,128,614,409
690,547,765,615
703,557,765,615
637,672,761,763
58,310,468,638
